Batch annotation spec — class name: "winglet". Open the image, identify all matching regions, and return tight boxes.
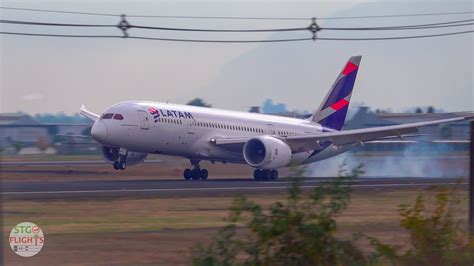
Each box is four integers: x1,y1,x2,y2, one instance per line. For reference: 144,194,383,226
80,104,100,122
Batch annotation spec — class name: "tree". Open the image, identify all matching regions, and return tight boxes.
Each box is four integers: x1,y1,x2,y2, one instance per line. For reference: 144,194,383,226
440,125,453,139
427,106,436,113
415,107,423,113
36,136,49,152
187,98,211,108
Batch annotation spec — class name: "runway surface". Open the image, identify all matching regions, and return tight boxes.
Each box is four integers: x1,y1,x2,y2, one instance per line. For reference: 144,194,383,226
0,159,163,166
2,177,467,200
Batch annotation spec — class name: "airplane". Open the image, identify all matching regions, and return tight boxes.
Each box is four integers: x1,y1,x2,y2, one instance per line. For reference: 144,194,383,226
80,56,473,181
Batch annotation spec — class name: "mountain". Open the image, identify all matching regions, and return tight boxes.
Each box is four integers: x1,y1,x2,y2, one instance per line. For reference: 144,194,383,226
198,1,473,113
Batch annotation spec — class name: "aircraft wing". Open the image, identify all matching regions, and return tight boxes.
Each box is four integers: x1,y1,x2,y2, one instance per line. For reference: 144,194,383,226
286,116,471,146
212,115,472,152
56,134,92,139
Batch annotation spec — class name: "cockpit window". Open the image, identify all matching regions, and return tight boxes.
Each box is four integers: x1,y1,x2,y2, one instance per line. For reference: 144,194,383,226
101,113,114,119
113,114,124,120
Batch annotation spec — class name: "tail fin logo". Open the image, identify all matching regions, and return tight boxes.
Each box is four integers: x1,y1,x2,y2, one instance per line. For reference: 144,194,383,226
330,98,349,111
342,61,358,75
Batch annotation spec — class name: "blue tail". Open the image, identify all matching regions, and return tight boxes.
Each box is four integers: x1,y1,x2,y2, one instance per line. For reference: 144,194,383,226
309,56,362,131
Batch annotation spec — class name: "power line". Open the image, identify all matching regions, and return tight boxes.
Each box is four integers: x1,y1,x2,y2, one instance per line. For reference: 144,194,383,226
1,18,472,33
131,24,307,32
0,6,118,17
317,11,474,21
0,19,114,27
0,31,313,42
317,30,474,40
1,30,472,43
323,19,474,30
0,32,119,38
0,6,473,21
0,19,309,32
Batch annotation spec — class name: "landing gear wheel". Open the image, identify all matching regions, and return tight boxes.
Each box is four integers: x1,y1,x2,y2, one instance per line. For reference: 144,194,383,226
191,169,201,180
264,170,273,181
119,161,126,170
113,161,120,170
200,169,208,180
253,169,264,181
183,169,192,180
271,170,278,180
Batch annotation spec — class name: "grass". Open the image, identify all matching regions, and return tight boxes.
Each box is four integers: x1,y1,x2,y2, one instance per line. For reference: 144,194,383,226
4,190,468,235
3,189,469,265
1,154,103,162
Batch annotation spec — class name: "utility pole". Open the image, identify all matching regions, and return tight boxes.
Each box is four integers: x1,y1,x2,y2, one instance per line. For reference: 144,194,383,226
470,121,474,236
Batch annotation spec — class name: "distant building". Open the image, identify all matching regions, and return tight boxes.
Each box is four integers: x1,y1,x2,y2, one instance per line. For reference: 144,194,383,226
0,113,49,149
346,107,470,140
344,107,470,152
249,106,260,113
0,113,96,155
262,99,287,114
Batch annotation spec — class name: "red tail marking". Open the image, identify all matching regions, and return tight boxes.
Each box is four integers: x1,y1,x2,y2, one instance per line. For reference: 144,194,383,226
330,98,349,111
342,62,358,75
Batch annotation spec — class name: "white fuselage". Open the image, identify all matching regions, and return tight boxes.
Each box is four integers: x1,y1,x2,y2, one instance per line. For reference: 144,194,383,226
91,101,353,168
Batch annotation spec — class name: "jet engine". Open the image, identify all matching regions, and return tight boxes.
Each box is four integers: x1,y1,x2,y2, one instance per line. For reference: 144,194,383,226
243,136,292,169
101,146,148,166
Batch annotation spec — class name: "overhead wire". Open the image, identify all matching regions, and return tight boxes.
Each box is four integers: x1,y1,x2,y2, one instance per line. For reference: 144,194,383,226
0,31,313,42
0,6,118,17
0,7,472,43
316,30,474,40
0,6,473,20
0,18,472,32
0,19,114,27
321,18,474,30
1,30,473,42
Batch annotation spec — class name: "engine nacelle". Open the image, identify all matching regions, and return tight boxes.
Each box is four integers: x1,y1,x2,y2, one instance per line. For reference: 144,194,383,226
243,136,292,169
101,146,148,166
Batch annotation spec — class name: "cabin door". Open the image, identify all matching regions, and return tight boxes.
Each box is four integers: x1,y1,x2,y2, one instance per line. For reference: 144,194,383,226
266,124,276,135
137,110,149,130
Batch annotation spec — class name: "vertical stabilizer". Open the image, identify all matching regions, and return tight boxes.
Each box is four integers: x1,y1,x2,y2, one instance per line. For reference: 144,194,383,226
309,56,362,131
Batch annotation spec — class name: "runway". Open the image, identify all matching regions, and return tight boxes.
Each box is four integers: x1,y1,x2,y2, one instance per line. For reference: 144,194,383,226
0,159,163,166
2,177,467,200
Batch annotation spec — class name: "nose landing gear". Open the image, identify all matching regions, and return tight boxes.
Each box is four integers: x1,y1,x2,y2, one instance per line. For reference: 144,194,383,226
113,148,128,170
253,169,278,181
183,159,208,180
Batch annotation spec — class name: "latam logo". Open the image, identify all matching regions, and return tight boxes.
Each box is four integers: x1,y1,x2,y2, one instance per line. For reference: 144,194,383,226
148,107,194,123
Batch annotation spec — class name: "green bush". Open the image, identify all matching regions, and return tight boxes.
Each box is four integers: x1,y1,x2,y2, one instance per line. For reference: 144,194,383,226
191,163,366,266
191,165,474,266
370,186,474,266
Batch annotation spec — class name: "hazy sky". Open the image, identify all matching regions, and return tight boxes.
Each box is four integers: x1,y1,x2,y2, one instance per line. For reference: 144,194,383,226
0,0,472,114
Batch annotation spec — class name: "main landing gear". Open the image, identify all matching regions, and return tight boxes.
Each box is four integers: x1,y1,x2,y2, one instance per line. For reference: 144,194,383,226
183,159,208,180
113,149,127,171
253,169,278,181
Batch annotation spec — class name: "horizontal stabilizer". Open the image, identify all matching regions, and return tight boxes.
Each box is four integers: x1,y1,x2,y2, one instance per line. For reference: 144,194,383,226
80,104,99,122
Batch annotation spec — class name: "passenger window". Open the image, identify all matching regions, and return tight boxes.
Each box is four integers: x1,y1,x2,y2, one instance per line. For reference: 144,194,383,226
113,114,124,120
101,113,114,119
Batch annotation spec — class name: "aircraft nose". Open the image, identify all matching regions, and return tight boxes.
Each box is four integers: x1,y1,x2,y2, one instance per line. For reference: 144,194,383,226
91,120,108,142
